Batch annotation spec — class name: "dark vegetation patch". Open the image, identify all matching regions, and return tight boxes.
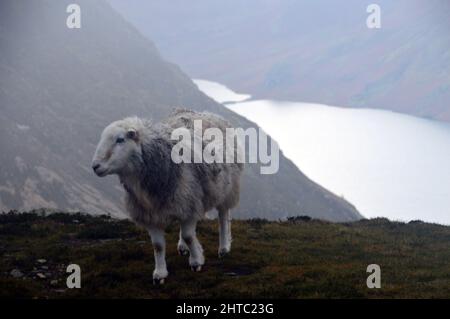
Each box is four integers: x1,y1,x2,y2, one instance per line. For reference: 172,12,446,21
1,211,450,298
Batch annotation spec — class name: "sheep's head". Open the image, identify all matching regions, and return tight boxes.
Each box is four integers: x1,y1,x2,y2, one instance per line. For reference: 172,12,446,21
92,118,143,177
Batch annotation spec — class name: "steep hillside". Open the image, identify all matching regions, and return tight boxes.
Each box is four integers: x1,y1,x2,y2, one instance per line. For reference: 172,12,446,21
0,0,360,221
1,211,450,298
110,0,450,122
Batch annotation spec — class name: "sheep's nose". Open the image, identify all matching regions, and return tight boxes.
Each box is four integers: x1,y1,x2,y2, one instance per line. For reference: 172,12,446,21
92,163,101,172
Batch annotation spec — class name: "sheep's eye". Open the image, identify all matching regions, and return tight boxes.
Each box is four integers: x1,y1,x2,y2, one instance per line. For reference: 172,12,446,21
116,137,125,144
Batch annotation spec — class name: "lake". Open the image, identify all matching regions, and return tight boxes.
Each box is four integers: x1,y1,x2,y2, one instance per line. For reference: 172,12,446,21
194,79,450,225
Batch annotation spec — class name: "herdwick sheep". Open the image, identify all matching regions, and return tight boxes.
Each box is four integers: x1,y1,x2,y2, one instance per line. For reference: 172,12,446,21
92,109,243,284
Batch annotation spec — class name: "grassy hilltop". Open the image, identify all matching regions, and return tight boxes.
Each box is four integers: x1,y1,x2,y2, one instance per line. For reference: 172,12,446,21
1,211,450,298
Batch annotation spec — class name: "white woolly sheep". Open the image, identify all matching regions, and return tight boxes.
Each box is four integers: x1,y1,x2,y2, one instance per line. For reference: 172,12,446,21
92,109,243,284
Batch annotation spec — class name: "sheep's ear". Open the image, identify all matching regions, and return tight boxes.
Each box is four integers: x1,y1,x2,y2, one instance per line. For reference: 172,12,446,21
126,129,138,141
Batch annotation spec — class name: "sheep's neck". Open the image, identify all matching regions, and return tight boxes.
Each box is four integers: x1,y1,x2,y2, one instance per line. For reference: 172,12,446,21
120,175,157,211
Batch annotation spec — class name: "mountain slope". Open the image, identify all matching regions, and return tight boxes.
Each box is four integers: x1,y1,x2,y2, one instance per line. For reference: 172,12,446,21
0,0,361,221
2,211,450,298
110,0,450,122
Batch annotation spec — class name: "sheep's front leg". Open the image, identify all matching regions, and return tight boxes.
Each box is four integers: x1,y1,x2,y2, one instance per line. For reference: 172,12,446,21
177,228,190,256
180,220,204,272
147,227,168,284
218,209,232,257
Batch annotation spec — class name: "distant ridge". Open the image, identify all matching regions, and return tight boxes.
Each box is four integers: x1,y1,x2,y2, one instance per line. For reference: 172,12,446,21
110,0,450,122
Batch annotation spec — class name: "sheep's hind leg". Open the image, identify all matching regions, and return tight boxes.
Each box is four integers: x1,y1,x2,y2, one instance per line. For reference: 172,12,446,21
147,227,168,285
177,228,190,256
180,220,204,272
218,209,232,258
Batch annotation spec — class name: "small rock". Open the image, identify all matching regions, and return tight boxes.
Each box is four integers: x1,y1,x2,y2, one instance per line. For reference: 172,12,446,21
41,266,48,270
37,259,47,264
50,280,58,286
224,272,238,277
10,269,24,278
54,289,66,293
73,219,80,223
36,273,46,279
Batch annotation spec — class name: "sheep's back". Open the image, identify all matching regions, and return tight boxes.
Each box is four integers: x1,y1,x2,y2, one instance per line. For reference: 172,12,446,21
165,109,243,211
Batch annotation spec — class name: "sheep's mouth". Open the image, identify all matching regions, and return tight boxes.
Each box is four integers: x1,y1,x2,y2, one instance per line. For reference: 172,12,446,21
95,168,109,177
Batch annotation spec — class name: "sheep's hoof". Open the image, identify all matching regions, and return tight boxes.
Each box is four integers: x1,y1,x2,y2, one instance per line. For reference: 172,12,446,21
218,248,230,258
190,265,202,272
178,247,189,256
153,278,165,285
